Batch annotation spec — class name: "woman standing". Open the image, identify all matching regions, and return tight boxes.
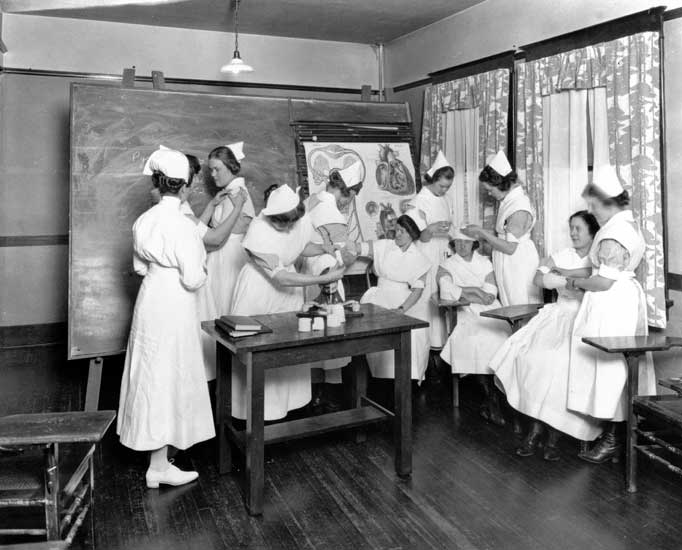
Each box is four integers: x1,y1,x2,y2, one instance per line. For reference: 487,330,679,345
229,184,347,421
462,151,542,306
117,147,214,488
414,151,455,349
438,229,510,422
490,211,602,460
567,166,656,463
357,213,432,381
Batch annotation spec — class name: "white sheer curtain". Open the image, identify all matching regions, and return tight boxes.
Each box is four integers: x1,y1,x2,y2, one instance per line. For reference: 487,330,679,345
442,107,480,226
541,88,609,253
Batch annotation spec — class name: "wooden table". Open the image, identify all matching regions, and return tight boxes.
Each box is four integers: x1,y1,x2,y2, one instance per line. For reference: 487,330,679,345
202,304,428,515
581,335,682,492
479,303,544,333
436,298,469,407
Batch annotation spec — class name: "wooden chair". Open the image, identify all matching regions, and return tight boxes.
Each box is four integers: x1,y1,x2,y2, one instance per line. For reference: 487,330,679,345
436,297,469,407
0,411,116,546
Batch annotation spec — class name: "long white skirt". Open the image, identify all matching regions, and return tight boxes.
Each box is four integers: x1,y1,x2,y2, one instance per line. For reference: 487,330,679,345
493,239,542,306
229,262,311,421
568,278,656,422
440,302,510,375
416,237,448,348
490,300,602,440
117,265,215,451
360,279,430,381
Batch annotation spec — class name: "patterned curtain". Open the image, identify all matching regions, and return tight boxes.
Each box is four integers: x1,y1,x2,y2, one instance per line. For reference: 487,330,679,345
516,31,666,328
421,68,510,228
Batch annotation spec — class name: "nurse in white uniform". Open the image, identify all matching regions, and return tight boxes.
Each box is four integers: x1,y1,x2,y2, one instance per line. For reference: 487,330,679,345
229,184,348,421
566,165,656,464
438,229,510,422
414,151,454,349
117,147,214,489
462,151,542,306
357,212,432,382
490,211,602,461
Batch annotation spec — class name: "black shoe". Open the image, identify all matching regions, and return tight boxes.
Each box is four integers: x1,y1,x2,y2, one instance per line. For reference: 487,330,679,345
579,431,621,464
543,427,561,461
516,422,544,457
487,390,506,427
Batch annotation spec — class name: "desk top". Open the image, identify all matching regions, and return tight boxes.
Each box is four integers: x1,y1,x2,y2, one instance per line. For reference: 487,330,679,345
0,411,116,446
581,335,682,353
202,304,428,353
479,304,544,323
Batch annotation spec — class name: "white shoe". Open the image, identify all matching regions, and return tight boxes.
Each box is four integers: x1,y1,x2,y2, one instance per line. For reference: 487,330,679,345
146,464,199,489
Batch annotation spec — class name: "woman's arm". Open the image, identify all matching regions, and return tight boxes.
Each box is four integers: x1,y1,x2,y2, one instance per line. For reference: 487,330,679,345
300,242,334,257
569,275,614,292
421,221,451,242
198,189,230,225
399,275,427,312
533,258,556,288
551,266,592,278
465,211,532,256
273,266,345,287
202,190,247,251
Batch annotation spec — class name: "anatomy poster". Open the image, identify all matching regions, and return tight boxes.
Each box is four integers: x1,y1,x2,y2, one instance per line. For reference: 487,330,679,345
303,142,417,241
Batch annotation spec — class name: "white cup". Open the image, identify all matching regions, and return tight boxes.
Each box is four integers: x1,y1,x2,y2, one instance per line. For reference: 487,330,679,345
298,317,312,332
312,317,325,331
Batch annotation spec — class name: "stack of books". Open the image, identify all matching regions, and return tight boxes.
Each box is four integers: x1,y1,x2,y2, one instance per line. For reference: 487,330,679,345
215,315,271,338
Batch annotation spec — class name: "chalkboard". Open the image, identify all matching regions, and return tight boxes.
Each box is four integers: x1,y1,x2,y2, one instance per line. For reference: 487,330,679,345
68,83,412,360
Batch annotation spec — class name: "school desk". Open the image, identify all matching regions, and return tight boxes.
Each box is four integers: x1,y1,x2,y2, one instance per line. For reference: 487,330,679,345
202,304,428,515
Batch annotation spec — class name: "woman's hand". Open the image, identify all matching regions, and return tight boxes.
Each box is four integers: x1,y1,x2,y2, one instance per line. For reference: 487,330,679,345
211,188,231,206
319,265,346,284
339,246,358,266
479,291,495,305
229,188,248,208
461,224,483,239
550,266,569,277
427,221,451,234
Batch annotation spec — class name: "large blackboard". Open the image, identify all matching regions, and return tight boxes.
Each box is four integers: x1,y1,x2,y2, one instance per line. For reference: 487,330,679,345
68,83,412,359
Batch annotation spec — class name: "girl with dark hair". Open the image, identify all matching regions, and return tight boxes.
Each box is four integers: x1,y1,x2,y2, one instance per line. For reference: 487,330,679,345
354,212,432,381
462,150,542,306
490,210,602,461
438,229,510,422
566,166,655,463
117,147,214,489
228,184,348,421
414,151,455,349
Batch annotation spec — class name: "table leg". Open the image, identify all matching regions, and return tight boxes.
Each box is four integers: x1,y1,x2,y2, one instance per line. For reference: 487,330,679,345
244,353,264,515
216,343,232,474
625,352,641,493
349,355,368,442
394,331,412,477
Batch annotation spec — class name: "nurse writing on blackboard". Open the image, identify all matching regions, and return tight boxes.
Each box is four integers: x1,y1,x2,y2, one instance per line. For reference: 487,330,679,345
117,147,215,489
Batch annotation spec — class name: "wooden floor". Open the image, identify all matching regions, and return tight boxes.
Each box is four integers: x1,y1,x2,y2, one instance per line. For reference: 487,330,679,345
2,345,682,549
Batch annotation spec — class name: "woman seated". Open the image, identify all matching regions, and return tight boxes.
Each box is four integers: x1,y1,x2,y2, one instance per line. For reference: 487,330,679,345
354,212,432,381
438,229,511,424
489,211,602,461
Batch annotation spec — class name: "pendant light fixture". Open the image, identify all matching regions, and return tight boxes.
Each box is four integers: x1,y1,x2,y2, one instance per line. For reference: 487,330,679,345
220,0,254,74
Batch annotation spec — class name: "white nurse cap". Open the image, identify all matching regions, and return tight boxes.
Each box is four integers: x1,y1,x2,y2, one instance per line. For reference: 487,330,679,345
143,146,190,180
261,184,300,216
336,161,364,190
404,208,427,232
592,164,624,197
486,150,513,177
226,141,245,161
426,150,452,178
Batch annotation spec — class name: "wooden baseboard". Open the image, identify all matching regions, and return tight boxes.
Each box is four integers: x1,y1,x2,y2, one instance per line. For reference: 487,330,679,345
0,322,67,349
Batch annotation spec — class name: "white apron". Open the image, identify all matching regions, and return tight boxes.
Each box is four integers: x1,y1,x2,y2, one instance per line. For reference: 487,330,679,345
439,252,510,375
202,178,254,380
568,210,656,421
117,196,215,451
413,187,453,348
492,186,542,306
490,247,601,440
229,214,314,421
361,239,432,381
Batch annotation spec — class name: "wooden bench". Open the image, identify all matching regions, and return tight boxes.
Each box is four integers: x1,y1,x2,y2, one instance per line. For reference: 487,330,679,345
0,411,116,545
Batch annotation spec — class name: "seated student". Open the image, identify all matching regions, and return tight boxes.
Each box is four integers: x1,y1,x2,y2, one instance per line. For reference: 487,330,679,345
438,229,510,423
489,211,602,461
354,212,432,382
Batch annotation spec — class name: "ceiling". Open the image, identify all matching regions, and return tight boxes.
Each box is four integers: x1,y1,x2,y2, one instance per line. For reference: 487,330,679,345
0,0,487,44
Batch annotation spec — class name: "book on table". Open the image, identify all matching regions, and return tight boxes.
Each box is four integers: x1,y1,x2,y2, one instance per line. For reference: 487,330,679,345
217,315,263,331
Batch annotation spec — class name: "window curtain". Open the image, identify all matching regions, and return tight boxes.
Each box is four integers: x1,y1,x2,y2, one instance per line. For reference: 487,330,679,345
516,31,666,328
421,68,510,229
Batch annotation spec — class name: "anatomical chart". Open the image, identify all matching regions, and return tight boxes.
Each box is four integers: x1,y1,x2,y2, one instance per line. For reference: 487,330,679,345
303,142,417,241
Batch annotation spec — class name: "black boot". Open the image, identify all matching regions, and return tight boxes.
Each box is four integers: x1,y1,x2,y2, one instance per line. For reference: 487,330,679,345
543,426,561,461
579,423,622,464
516,421,544,457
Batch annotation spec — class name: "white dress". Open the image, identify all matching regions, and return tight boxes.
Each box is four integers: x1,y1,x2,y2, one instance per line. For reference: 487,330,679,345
568,210,656,421
492,186,542,306
490,247,602,441
300,190,350,378
439,252,510,375
202,177,255,380
413,186,453,348
229,213,315,420
361,239,432,381
117,196,215,451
